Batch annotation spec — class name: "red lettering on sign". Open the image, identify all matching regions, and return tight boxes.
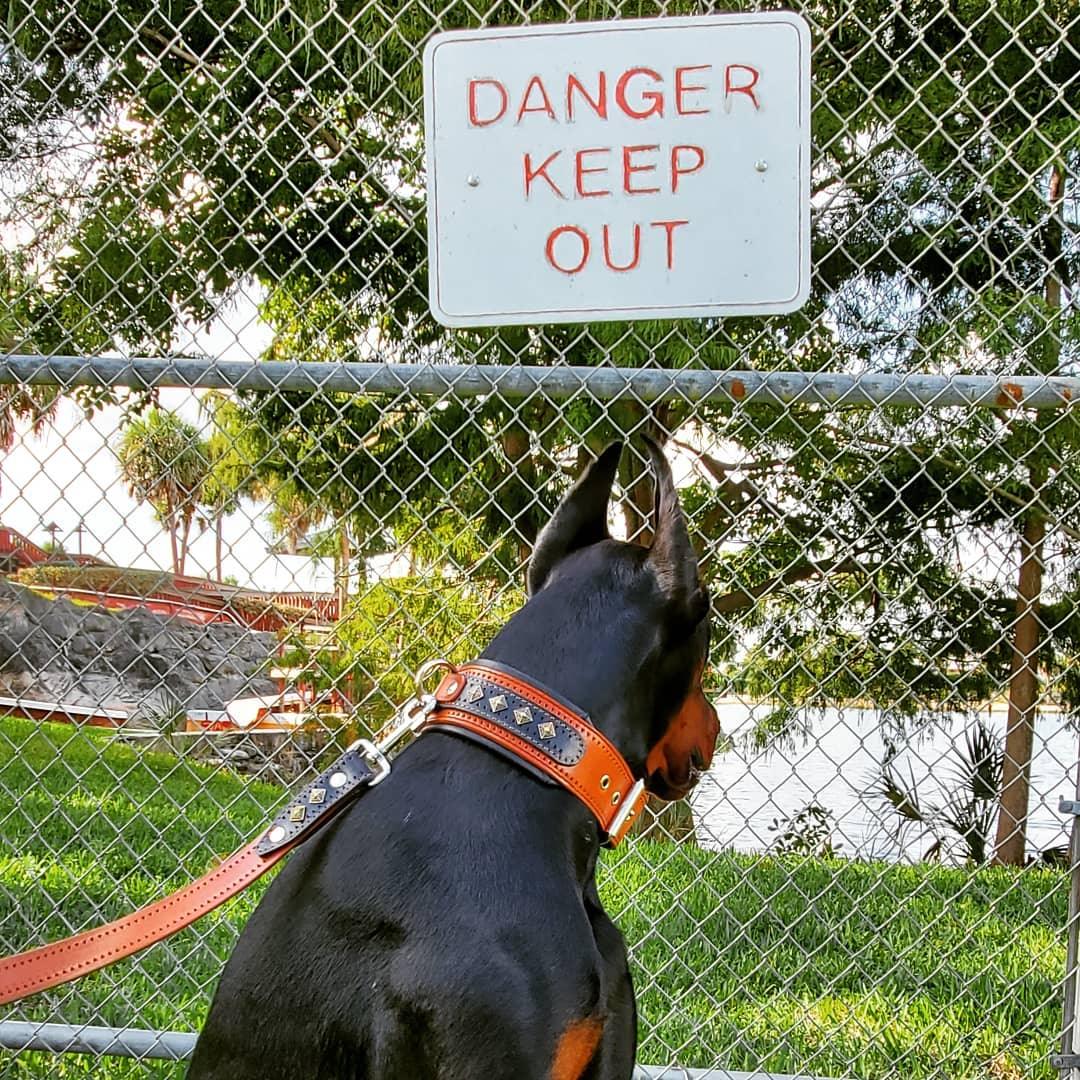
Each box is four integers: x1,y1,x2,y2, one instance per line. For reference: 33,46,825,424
623,145,660,195
546,225,590,274
518,75,557,121
524,151,565,198
614,68,664,120
567,74,607,121
650,219,689,269
674,65,711,115
602,224,641,272
670,145,706,192
725,65,760,109
575,147,611,198
468,79,508,127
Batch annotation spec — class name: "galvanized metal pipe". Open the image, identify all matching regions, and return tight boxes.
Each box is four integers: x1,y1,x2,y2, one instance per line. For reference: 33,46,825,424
0,1021,196,1060
1056,750,1080,1079
0,1021,828,1076
1,355,1078,409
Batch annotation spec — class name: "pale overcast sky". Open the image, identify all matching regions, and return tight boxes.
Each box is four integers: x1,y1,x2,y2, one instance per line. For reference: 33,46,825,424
0,289,336,593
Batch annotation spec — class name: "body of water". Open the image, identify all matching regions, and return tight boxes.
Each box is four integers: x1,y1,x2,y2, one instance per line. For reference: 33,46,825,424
693,703,1078,862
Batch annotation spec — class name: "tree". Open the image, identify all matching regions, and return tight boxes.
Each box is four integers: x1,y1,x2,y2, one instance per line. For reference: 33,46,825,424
197,393,263,581
0,256,60,475
4,0,1078,860
116,408,210,576
699,0,1079,864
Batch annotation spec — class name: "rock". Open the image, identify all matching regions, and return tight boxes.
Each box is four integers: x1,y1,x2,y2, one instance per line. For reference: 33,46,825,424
0,578,279,718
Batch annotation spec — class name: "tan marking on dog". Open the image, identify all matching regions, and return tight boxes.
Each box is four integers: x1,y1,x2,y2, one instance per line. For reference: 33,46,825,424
645,661,719,797
550,1017,603,1080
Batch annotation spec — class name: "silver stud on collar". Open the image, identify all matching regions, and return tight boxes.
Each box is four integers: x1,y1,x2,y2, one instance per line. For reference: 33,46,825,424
329,771,347,789
514,707,533,726
268,826,285,844
537,721,556,740
463,683,484,703
488,694,508,712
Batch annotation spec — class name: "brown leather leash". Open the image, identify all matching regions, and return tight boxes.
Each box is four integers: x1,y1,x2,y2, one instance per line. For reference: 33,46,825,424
0,660,647,1007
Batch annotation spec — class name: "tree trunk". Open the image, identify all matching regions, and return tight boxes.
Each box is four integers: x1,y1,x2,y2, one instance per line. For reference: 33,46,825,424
166,505,180,576
500,423,539,567
616,413,671,543
178,512,193,576
337,523,351,615
992,163,1065,866
620,452,657,544
215,516,223,582
992,508,1046,866
632,795,698,844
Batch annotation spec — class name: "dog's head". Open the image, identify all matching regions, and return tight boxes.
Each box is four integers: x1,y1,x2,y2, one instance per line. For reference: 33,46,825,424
526,441,719,800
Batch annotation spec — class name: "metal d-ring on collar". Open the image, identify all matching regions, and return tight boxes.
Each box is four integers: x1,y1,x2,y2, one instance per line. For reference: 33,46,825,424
351,657,458,768
348,658,459,775
367,657,456,757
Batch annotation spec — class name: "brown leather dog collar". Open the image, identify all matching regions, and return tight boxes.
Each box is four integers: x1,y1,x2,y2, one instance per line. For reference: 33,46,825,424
427,661,647,846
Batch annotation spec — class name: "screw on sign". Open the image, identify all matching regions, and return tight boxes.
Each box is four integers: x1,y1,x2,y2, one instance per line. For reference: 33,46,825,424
423,14,811,326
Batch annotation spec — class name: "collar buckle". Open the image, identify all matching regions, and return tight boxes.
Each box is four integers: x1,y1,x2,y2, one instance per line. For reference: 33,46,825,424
606,778,647,847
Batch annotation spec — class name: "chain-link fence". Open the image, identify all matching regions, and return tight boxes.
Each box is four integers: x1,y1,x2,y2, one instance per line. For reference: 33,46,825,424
0,0,1077,1077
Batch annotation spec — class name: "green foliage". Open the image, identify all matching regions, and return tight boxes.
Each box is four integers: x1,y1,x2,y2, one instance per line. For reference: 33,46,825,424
0,254,60,456
18,563,175,593
0,716,1066,1078
116,409,207,520
279,574,524,735
876,716,1004,865
769,802,843,859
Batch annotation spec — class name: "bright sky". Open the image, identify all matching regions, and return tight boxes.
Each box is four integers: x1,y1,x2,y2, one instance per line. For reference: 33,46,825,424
0,290,337,593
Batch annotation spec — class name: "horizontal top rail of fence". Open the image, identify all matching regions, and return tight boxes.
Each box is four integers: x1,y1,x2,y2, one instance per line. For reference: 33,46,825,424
2,356,1080,409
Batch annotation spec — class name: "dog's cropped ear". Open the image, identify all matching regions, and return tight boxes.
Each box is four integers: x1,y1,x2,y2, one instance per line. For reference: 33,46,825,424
528,442,623,596
644,437,708,628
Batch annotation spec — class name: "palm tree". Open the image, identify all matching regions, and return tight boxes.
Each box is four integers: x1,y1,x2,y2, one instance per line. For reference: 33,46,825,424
116,408,209,576
875,718,1004,865
196,395,263,581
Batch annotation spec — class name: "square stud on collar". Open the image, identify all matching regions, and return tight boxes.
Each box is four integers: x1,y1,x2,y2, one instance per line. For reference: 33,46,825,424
462,683,484,704
537,721,556,740
514,707,533,726
488,694,508,712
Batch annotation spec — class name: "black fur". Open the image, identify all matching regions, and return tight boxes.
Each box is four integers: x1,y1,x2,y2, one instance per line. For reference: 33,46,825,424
187,442,714,1080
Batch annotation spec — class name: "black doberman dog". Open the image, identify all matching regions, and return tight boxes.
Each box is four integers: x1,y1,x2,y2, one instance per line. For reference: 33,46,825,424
188,440,719,1080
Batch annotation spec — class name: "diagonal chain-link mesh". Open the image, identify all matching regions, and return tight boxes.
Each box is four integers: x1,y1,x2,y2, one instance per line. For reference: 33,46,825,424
0,0,1078,1077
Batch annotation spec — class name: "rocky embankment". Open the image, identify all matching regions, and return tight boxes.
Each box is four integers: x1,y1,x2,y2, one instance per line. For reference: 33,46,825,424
0,578,278,723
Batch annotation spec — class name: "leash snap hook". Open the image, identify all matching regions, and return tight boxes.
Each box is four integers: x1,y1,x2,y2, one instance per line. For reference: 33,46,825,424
367,659,455,762
351,738,392,787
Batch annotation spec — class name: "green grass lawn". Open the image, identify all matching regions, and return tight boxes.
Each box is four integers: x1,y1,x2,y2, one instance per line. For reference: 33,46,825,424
0,716,1067,1078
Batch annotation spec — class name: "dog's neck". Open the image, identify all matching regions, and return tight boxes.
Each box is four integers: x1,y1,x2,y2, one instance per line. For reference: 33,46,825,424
480,555,660,780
